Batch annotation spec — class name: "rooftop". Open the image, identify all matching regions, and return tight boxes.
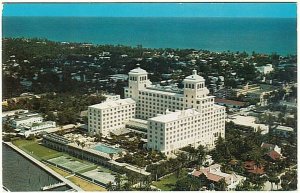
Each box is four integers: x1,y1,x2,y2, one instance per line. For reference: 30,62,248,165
215,98,246,107
274,125,294,132
149,108,200,123
89,98,135,109
129,67,147,75
13,115,43,122
183,70,205,82
227,115,269,134
146,84,184,95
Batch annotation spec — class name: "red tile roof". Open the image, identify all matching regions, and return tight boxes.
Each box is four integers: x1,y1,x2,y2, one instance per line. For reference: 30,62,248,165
267,150,282,160
206,173,224,182
192,169,225,182
243,161,265,175
261,143,275,150
215,98,246,107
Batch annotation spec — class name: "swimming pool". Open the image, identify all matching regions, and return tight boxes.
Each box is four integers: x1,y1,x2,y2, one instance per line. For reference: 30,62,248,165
93,144,121,154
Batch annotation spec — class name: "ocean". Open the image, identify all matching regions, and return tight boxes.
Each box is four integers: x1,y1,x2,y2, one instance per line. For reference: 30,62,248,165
2,17,297,55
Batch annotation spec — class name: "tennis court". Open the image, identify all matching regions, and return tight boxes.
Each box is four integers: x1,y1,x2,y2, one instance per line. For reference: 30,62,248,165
82,169,116,185
47,156,96,173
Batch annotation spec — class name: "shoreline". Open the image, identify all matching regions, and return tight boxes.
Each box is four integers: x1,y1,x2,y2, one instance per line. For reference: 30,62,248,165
2,36,296,56
2,142,83,191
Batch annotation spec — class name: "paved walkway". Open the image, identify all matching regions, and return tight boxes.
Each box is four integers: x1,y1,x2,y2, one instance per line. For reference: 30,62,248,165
4,142,83,191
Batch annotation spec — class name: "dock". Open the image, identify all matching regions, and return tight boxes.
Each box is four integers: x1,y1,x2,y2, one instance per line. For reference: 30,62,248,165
41,182,66,191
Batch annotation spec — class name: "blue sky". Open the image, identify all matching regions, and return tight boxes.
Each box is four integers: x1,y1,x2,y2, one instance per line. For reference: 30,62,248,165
3,3,297,18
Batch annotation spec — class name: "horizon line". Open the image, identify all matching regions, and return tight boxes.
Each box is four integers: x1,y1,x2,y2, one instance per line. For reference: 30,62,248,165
3,16,296,19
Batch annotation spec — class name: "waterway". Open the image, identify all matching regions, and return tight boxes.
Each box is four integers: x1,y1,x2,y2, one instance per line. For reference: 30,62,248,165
2,143,71,191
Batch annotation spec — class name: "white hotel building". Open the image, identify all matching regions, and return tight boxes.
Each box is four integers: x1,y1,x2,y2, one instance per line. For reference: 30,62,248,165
88,98,136,136
89,66,226,155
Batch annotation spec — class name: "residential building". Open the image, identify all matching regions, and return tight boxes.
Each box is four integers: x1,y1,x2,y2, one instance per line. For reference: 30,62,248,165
215,98,246,109
10,113,43,128
272,125,294,138
22,121,56,137
190,164,246,190
227,115,269,135
261,142,284,161
243,161,265,175
255,64,274,74
88,98,136,136
109,74,128,82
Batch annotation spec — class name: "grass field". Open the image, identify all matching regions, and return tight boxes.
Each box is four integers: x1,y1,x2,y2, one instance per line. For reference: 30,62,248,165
12,139,61,160
152,169,189,191
47,164,71,177
152,173,178,191
47,164,107,191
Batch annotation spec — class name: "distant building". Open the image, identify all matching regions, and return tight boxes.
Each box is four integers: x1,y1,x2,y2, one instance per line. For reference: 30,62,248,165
227,115,269,135
6,111,56,137
255,64,274,74
109,74,129,82
272,125,294,138
215,98,246,109
243,161,265,175
261,143,284,161
22,121,56,137
103,94,121,101
10,114,43,128
190,164,246,190
2,109,29,118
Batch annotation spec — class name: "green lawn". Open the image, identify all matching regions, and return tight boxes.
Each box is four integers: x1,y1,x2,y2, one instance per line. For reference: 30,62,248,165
12,139,61,160
152,173,178,191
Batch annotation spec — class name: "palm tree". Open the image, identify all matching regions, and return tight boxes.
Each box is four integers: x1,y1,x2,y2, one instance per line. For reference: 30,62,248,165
274,177,280,190
268,175,276,190
143,175,152,191
75,140,80,147
107,181,113,191
122,182,132,191
80,142,86,159
216,178,227,191
249,147,264,173
175,152,188,177
127,171,137,187
96,132,103,142
115,174,122,190
196,145,206,167
109,153,114,160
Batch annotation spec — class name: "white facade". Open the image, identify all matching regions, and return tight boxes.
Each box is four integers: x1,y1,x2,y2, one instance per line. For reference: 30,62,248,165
227,115,269,134
23,121,56,131
88,98,136,136
124,67,226,155
104,94,121,101
255,64,274,74
22,121,56,137
125,68,219,120
89,66,226,155
11,115,43,128
147,108,225,155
